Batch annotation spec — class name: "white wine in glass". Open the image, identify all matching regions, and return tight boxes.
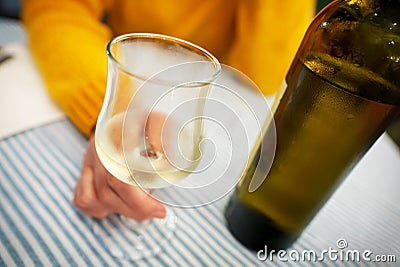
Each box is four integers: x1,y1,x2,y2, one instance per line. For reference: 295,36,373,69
93,33,221,260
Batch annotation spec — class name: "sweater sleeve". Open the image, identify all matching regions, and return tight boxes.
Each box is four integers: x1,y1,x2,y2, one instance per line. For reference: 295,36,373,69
21,0,113,136
228,0,315,95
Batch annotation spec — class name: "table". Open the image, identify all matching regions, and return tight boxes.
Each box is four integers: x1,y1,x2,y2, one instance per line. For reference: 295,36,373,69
1,17,400,266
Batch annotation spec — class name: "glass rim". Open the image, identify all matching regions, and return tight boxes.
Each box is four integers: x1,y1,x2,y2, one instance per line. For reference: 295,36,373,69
106,33,221,85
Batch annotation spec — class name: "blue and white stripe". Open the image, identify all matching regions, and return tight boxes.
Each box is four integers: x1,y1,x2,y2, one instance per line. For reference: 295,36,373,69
1,120,400,266
0,121,263,266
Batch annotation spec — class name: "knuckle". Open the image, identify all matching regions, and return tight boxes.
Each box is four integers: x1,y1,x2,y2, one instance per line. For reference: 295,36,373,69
73,192,96,209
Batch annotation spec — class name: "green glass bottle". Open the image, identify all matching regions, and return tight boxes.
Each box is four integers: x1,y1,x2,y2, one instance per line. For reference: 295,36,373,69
225,0,400,251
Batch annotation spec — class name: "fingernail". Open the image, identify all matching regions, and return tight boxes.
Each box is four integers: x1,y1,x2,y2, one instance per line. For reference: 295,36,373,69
151,209,166,219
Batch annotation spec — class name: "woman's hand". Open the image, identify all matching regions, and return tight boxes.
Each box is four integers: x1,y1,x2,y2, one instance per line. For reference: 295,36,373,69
73,135,166,221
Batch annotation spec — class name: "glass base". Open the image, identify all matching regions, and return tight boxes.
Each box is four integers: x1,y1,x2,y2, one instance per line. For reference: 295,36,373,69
91,209,177,260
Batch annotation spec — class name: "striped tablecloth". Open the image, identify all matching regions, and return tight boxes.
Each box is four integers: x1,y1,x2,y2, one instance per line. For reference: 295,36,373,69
1,120,400,266
0,120,274,266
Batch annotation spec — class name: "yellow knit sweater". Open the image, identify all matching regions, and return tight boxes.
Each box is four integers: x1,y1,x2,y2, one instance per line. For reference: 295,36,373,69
22,0,315,136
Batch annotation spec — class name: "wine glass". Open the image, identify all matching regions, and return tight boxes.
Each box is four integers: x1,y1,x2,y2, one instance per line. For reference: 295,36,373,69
93,33,221,260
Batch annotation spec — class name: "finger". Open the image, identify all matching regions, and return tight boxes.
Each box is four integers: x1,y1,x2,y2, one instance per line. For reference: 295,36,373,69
91,164,141,220
107,175,166,220
90,138,134,216
108,111,143,153
145,111,168,154
73,164,109,219
91,138,165,221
